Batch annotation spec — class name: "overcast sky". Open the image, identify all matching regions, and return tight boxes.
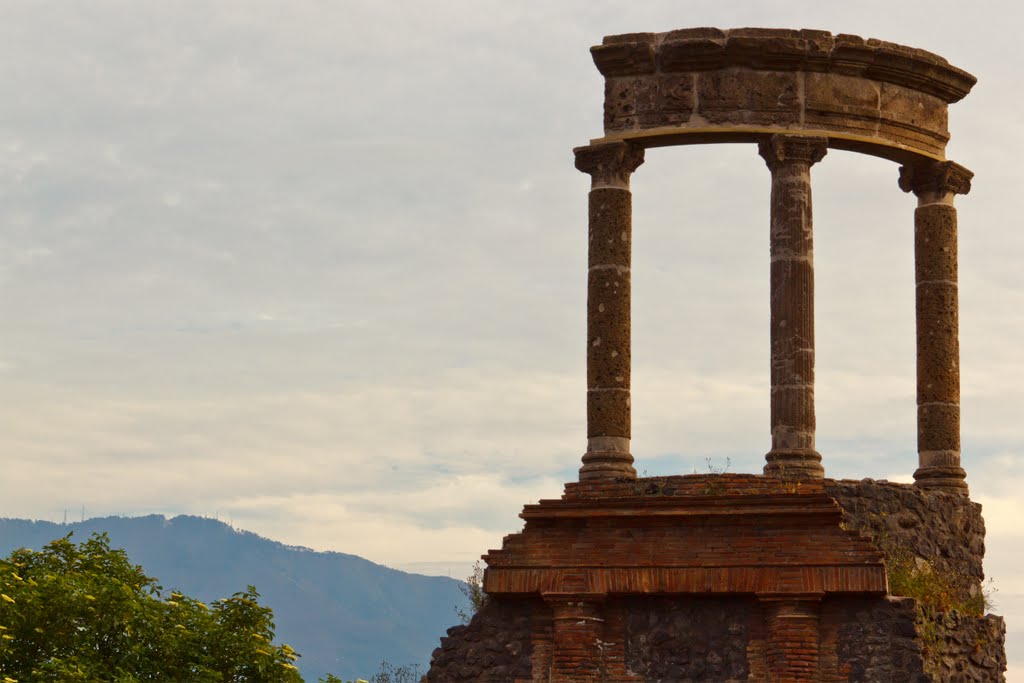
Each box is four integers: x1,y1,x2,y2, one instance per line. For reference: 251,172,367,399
1,0,1021,675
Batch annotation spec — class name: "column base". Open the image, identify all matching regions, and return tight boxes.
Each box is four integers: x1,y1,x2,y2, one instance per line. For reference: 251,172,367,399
764,449,824,480
579,450,636,482
914,465,969,494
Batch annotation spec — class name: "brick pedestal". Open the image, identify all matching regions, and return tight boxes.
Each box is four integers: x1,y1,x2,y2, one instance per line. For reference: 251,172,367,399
762,595,823,682
546,595,606,682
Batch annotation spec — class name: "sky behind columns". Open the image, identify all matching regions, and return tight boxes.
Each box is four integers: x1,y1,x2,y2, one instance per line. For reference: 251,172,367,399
1,0,1022,674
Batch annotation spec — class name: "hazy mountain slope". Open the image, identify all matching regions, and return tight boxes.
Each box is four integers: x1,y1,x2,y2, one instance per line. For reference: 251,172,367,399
0,515,465,681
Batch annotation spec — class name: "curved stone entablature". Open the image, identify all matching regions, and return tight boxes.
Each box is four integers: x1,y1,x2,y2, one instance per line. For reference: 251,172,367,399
591,28,976,162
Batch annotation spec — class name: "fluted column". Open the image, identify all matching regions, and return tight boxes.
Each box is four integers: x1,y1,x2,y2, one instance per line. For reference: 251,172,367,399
759,135,828,480
899,160,973,494
574,141,644,482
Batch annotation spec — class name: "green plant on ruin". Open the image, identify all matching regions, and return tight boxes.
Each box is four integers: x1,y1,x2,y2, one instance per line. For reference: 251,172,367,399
454,560,488,625
882,539,992,616
699,457,731,495
763,461,800,493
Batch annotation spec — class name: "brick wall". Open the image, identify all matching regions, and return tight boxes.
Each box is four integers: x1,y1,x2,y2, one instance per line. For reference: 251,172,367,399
424,477,1007,681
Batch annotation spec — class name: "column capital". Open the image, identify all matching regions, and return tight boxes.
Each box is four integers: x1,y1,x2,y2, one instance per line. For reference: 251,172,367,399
898,159,973,201
758,134,828,172
574,140,645,189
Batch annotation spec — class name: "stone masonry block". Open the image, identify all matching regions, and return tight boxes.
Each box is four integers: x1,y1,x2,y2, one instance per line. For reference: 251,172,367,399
918,402,961,452
804,71,880,118
588,188,631,267
696,69,800,125
587,388,631,438
915,204,958,283
587,269,630,387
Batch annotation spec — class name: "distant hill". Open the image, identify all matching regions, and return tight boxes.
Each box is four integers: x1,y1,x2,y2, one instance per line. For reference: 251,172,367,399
0,515,466,681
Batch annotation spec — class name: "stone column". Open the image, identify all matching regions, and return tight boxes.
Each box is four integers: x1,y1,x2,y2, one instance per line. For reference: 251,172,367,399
574,141,644,482
545,595,607,682
759,135,828,480
898,160,973,494
761,595,823,682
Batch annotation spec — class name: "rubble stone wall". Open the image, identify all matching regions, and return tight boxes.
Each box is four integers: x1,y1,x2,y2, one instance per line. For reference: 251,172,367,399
825,479,986,587
921,609,1006,682
425,598,537,683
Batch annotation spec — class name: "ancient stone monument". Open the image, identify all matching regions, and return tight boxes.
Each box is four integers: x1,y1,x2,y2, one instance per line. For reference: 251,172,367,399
426,28,1007,682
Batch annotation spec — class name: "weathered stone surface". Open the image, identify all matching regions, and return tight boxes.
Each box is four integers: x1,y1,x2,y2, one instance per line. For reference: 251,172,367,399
586,388,631,439
574,141,644,189
424,598,536,682
591,28,975,162
590,41,656,76
915,204,959,283
900,160,973,199
830,596,930,682
587,190,631,267
879,82,949,139
662,27,727,41
634,74,695,127
587,270,629,380
428,23,1003,683
918,403,961,453
760,135,826,479
924,610,1007,682
915,281,960,405
697,70,799,126
914,202,964,490
825,479,985,585
657,37,727,72
623,596,754,681
576,144,641,481
803,72,881,139
428,480,1005,681
895,162,972,492
586,187,631,403
429,597,1003,681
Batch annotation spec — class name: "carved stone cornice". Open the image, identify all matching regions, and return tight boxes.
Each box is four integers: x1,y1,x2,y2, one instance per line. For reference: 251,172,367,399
574,140,645,188
758,135,828,172
593,29,976,103
898,160,973,197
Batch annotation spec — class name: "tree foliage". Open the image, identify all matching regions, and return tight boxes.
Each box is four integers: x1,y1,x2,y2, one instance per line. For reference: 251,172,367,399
0,532,303,682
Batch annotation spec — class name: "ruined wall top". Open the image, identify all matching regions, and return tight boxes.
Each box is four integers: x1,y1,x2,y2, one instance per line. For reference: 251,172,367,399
590,28,976,162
